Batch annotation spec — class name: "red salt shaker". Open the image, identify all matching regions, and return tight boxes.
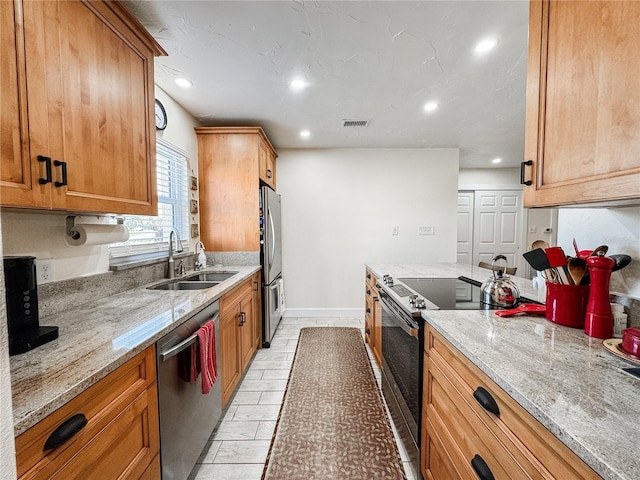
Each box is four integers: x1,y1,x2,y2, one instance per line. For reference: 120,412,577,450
584,253,615,339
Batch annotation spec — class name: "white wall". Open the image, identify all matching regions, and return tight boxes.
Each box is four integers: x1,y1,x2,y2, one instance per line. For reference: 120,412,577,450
458,168,521,188
557,206,640,299
0,86,201,282
0,223,17,480
278,148,459,316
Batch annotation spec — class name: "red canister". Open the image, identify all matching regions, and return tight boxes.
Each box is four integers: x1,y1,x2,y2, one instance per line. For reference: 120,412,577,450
584,253,615,339
545,282,589,328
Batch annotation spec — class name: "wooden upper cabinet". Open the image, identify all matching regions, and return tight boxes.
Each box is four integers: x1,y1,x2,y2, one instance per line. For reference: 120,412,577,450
259,139,277,190
196,127,278,252
523,0,640,207
1,0,166,215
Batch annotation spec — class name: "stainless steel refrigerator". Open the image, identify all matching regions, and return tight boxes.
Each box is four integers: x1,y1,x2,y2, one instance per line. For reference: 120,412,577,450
260,186,283,347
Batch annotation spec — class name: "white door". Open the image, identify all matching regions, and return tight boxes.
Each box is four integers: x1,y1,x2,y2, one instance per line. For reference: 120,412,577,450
472,190,524,274
457,192,474,264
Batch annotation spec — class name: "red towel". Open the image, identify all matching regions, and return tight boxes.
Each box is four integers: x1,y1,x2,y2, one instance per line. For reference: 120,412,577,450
194,320,218,394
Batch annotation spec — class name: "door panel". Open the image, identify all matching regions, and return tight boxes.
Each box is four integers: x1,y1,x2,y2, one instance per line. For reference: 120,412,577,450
472,191,523,274
456,192,474,264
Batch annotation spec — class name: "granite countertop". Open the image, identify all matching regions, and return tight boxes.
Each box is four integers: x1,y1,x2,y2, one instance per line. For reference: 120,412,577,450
10,265,260,437
367,263,639,480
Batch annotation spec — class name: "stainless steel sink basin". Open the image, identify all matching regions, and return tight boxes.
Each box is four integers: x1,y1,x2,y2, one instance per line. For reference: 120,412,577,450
184,272,238,282
148,281,220,291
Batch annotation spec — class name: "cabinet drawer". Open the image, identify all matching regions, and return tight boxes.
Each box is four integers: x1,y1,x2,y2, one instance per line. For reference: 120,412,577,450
425,327,600,480
16,346,158,479
221,277,253,316
425,354,531,479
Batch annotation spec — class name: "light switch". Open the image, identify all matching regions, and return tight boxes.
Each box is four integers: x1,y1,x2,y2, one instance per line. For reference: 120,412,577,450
392,226,399,235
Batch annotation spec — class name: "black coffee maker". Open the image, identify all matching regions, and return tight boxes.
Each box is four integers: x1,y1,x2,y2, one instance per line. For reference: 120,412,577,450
3,256,58,355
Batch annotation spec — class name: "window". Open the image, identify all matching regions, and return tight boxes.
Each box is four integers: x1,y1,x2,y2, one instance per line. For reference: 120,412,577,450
110,138,189,260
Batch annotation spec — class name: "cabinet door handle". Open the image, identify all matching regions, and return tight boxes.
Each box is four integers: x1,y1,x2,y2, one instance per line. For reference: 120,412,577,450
374,297,379,302
520,160,533,186
473,386,500,417
366,289,371,295
239,312,246,326
366,308,371,314
365,328,370,335
471,454,495,480
38,155,52,184
267,169,272,179
367,273,371,279
43,413,87,451
54,160,68,187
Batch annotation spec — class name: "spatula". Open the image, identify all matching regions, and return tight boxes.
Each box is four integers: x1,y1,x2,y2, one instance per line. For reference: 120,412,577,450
545,246,571,284
494,303,546,317
523,248,556,282
567,257,587,286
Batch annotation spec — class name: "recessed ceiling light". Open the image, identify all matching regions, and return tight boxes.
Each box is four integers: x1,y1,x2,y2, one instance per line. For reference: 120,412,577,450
492,157,502,164
474,38,498,54
300,130,310,138
175,77,193,88
290,78,308,91
424,101,439,113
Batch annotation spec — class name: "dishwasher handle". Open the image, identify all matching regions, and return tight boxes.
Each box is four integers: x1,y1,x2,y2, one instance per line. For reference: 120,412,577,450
159,312,219,363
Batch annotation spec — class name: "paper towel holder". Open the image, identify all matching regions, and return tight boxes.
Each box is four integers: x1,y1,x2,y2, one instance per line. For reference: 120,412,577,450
66,215,125,241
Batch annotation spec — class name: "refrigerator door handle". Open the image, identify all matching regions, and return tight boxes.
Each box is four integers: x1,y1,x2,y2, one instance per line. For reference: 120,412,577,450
268,207,275,268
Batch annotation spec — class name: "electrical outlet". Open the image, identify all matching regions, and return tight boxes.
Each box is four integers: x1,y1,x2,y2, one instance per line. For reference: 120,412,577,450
419,226,435,235
392,226,399,236
36,259,53,284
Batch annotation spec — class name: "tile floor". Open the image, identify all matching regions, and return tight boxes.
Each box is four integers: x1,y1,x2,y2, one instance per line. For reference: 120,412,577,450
190,317,416,480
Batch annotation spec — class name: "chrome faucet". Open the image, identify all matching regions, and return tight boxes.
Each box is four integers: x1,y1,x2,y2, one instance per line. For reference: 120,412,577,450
168,228,184,279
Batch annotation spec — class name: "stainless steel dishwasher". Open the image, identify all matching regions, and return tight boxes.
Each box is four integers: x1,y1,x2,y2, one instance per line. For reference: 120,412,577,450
156,300,221,480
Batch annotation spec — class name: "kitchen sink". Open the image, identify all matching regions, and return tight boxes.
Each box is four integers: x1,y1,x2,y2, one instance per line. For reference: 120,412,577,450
148,281,220,291
184,272,238,282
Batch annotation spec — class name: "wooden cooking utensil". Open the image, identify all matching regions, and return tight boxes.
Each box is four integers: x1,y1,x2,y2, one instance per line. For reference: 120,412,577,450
531,239,550,250
567,257,587,286
589,245,608,257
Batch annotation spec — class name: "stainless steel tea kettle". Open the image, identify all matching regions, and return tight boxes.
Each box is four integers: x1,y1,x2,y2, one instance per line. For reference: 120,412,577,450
481,255,520,307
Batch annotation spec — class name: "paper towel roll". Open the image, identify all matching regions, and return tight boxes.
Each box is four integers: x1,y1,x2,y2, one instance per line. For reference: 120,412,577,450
65,224,130,246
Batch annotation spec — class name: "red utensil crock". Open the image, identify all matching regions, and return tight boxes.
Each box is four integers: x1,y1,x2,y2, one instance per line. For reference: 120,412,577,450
545,282,589,328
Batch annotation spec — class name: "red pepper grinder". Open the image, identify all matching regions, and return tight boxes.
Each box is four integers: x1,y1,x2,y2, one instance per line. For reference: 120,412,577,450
584,252,615,339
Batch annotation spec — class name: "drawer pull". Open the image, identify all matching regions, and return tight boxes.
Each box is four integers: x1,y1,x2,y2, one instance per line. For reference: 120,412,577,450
473,386,500,416
43,414,88,451
471,454,495,480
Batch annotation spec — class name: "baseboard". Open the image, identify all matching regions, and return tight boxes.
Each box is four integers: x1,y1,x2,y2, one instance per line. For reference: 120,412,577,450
283,308,364,319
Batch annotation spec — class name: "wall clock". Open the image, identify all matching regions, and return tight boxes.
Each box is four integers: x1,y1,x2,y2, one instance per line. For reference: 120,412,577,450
155,99,167,130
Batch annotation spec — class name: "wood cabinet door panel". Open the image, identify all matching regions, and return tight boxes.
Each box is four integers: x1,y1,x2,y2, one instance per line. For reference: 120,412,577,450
22,0,157,214
524,0,640,206
239,289,255,372
220,303,242,407
0,0,50,208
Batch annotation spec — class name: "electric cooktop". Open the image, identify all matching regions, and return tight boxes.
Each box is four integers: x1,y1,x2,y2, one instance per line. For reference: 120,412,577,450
395,276,537,310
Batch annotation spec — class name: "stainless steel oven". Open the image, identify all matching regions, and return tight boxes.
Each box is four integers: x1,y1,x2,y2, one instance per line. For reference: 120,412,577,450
379,288,422,480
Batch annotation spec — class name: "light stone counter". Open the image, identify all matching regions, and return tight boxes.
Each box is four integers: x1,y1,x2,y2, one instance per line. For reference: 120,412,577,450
10,265,260,437
367,263,639,480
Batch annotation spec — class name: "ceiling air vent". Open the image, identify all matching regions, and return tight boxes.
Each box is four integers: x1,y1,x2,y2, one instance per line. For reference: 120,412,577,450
342,119,369,127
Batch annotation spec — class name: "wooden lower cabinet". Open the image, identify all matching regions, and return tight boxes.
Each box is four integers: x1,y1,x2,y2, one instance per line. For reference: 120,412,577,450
15,346,159,480
422,326,600,480
252,271,262,350
365,269,382,366
220,275,259,407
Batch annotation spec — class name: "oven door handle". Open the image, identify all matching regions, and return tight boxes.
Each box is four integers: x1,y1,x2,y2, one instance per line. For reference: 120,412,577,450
380,293,419,336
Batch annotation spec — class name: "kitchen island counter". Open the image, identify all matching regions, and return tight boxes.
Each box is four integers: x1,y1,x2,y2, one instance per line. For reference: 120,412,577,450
367,263,639,480
10,265,260,436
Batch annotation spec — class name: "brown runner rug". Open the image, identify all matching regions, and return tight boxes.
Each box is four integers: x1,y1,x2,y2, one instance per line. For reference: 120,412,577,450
262,327,407,480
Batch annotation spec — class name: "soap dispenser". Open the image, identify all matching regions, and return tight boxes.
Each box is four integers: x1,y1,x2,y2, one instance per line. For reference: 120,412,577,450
195,241,206,270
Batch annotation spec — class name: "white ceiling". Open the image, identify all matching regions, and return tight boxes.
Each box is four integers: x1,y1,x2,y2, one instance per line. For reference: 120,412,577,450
125,1,530,169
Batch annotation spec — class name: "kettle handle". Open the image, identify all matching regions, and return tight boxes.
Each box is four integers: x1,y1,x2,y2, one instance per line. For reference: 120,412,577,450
491,255,508,279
